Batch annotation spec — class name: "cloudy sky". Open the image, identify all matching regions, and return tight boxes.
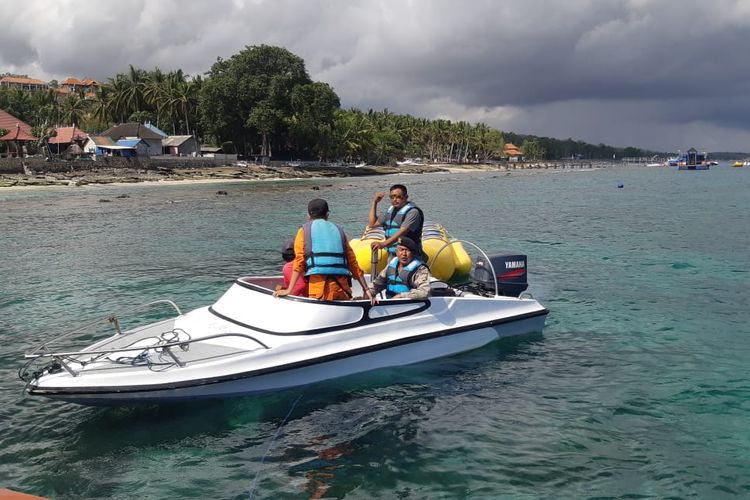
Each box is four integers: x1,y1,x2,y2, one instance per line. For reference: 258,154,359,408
2,0,750,152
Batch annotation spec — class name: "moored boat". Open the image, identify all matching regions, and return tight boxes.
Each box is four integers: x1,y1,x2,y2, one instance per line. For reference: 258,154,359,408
676,148,710,170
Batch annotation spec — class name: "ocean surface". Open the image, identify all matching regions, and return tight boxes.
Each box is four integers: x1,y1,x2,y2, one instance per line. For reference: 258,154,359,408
0,165,748,499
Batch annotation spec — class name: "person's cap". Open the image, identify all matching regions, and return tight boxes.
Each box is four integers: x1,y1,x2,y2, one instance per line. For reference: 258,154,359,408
397,236,418,253
281,239,294,254
307,198,329,217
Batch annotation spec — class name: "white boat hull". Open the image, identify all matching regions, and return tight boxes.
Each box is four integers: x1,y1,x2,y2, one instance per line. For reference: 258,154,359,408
24,276,548,405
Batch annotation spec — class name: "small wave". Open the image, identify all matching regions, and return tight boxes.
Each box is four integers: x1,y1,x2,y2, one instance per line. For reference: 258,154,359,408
670,262,695,269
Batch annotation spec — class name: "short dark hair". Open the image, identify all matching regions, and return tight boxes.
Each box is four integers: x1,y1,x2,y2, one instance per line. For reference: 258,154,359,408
307,198,329,218
389,184,408,197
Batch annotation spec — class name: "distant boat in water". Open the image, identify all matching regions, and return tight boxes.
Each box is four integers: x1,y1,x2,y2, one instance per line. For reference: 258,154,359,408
676,148,709,170
732,160,748,167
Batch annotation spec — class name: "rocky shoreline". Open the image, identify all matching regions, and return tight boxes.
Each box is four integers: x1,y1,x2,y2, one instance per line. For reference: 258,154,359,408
0,164,453,188
0,161,612,188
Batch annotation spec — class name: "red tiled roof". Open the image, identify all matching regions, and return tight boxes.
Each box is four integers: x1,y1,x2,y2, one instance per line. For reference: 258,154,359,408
61,77,99,87
0,108,33,134
0,125,38,141
48,126,88,144
504,143,523,156
0,76,47,85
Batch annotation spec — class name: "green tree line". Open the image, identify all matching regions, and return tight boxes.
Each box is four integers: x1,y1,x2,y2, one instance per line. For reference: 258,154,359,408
0,45,660,161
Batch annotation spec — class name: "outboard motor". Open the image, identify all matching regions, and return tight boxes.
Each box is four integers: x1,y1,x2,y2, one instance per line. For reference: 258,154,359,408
471,253,528,296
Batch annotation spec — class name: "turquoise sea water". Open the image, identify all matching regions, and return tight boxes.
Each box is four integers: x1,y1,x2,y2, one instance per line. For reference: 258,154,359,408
1,165,748,499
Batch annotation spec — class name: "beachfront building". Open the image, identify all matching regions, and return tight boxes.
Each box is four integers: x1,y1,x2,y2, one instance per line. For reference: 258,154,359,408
144,121,168,138
503,143,524,162
200,146,222,157
48,126,89,156
115,139,149,157
200,145,237,162
0,108,33,135
83,135,144,158
58,78,99,95
83,135,116,157
163,135,198,156
0,108,35,157
100,122,163,156
0,75,48,91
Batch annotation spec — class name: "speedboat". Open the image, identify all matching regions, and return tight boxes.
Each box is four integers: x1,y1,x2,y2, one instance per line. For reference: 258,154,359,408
20,247,548,406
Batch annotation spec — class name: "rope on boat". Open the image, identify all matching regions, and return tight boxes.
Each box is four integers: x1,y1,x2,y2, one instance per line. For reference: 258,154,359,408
247,392,304,500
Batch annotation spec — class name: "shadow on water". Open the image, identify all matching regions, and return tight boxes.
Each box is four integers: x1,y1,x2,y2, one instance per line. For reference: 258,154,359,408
258,333,547,498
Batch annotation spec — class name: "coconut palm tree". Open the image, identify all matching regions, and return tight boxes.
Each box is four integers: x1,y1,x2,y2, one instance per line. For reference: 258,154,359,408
60,93,88,128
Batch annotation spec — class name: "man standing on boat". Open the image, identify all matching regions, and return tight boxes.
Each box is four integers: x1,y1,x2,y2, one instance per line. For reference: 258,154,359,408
274,199,373,302
368,184,425,260
370,236,431,301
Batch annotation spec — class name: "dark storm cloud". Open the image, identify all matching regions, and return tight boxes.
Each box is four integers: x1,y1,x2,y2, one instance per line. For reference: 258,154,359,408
2,0,750,151
0,24,38,66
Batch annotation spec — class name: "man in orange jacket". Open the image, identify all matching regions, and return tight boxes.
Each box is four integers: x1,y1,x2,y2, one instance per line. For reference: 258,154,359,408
274,199,373,301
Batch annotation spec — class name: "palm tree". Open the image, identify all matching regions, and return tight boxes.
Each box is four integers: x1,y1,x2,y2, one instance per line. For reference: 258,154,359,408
90,84,114,126
123,65,146,115
60,93,88,128
143,68,167,127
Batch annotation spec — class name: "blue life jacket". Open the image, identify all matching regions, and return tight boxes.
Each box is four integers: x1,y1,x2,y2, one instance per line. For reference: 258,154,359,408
385,257,423,297
384,202,424,254
302,219,351,277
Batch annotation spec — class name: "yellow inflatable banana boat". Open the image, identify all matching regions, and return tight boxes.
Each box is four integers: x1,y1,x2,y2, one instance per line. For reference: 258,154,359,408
349,227,390,275
349,222,472,283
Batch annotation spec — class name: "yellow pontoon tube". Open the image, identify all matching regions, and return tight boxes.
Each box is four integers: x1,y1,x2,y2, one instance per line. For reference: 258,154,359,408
422,222,472,283
350,222,472,283
349,227,389,276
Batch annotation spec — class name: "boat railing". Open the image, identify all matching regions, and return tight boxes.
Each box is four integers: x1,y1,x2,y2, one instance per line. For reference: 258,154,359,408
21,332,270,380
428,240,500,296
26,299,184,357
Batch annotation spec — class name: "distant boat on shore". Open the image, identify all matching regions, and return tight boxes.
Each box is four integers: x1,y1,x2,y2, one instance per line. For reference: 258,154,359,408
396,158,423,166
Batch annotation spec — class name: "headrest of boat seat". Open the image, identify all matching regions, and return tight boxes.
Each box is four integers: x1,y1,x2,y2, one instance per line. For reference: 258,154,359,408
397,236,418,253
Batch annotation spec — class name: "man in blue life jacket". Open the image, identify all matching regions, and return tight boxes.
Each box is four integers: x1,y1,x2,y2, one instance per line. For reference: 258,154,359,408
368,183,425,261
370,236,431,302
274,198,373,302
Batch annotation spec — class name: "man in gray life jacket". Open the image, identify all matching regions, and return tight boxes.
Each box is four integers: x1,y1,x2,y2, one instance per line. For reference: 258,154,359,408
370,236,431,302
368,183,425,261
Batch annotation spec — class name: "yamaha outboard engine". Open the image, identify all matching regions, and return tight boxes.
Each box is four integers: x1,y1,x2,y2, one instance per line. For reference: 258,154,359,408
471,253,528,296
